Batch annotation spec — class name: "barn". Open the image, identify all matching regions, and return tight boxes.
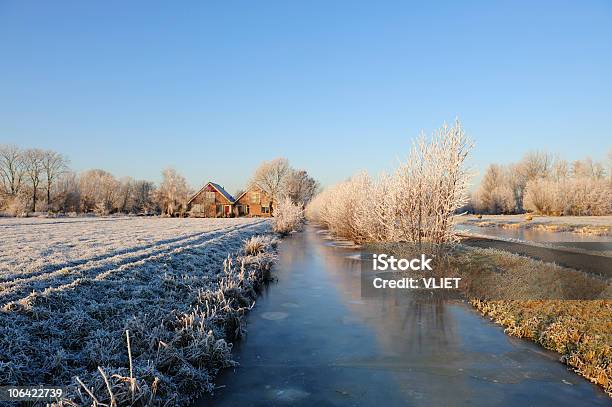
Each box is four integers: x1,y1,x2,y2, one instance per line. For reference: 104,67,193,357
187,182,235,218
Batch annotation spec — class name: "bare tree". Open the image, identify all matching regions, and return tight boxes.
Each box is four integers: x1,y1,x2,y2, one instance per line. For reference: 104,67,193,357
518,151,553,181
55,171,81,213
286,169,319,205
117,177,135,213
0,144,25,196
157,167,190,217
23,148,45,212
249,157,291,214
41,150,69,210
133,180,156,214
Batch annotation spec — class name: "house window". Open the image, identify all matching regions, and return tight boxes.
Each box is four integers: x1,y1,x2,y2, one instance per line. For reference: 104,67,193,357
205,191,215,202
251,192,260,204
261,206,270,214
246,205,250,214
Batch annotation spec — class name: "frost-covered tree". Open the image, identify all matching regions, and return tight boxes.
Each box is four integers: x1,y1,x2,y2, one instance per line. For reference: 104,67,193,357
472,164,515,214
79,169,120,214
286,169,319,205
157,167,190,217
249,157,291,214
307,119,473,244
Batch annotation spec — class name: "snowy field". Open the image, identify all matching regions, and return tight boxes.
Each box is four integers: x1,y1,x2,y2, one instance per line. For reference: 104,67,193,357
0,217,275,405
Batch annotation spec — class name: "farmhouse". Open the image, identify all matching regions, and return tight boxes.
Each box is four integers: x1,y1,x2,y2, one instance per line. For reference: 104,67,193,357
187,182,273,218
187,182,235,218
234,185,273,217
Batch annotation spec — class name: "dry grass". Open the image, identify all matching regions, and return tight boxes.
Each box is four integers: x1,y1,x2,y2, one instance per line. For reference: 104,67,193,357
471,299,611,395
454,248,612,396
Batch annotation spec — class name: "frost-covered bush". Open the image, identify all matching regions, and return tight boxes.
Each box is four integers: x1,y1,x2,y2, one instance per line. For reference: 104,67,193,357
471,164,517,214
272,196,304,235
524,178,612,216
3,193,29,217
307,119,473,244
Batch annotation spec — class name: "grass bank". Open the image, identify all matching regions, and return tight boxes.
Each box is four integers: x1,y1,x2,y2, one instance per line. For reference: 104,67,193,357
455,248,611,396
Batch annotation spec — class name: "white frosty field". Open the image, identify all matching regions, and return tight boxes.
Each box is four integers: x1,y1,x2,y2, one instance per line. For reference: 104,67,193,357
0,217,275,406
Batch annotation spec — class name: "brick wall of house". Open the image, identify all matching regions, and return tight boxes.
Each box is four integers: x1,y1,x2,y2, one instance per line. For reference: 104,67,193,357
235,187,272,217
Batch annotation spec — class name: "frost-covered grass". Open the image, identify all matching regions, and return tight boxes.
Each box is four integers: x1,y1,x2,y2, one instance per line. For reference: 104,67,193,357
0,217,277,406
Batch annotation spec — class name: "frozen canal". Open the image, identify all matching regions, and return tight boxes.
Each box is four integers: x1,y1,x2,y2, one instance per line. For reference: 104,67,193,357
196,226,609,406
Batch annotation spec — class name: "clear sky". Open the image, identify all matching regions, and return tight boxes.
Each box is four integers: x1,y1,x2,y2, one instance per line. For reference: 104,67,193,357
1,1,611,194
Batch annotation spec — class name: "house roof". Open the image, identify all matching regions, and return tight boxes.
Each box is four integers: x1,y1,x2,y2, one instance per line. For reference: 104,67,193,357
188,182,235,205
234,184,263,202
210,182,235,203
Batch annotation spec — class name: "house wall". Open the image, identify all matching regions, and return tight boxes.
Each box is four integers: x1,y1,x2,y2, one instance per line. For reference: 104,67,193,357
235,187,272,217
188,184,233,218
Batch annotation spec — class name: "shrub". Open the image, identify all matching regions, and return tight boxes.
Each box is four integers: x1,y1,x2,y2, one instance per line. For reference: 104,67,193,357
272,196,304,235
307,119,473,244
524,178,612,216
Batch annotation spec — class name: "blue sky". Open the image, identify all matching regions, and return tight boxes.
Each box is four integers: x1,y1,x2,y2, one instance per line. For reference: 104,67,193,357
1,1,610,194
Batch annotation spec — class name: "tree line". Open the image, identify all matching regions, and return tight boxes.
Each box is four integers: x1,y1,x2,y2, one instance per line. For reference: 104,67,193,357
0,144,318,217
470,150,612,215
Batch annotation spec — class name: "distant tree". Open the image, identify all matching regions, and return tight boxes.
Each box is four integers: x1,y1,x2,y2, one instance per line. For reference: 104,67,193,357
41,149,69,210
157,167,190,216
117,177,135,213
510,151,553,211
572,157,605,179
79,169,119,214
132,180,157,213
518,151,553,181
23,148,45,212
249,157,291,214
473,164,515,214
55,171,81,213
608,148,612,184
551,159,570,182
0,144,25,196
286,169,319,205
